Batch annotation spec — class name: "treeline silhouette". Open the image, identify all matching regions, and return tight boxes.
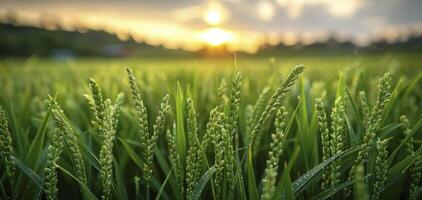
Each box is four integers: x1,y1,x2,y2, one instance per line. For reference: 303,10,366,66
1,23,422,58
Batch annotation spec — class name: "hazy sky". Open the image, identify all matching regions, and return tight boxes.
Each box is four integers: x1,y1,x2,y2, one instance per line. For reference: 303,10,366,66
1,0,422,52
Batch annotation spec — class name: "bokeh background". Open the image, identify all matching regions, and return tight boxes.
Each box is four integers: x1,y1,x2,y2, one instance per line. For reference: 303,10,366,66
1,0,422,57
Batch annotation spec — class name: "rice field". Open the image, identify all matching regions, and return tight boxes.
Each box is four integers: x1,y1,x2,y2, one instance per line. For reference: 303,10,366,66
0,54,421,200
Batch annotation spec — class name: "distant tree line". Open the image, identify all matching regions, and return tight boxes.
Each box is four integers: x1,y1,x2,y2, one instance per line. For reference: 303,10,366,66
1,23,422,58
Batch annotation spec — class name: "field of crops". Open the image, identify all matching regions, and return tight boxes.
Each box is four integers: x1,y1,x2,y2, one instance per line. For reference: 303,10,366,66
0,55,421,200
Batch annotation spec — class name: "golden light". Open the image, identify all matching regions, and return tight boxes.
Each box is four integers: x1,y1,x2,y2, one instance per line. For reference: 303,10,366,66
258,1,276,21
204,10,221,25
200,28,233,46
202,1,228,25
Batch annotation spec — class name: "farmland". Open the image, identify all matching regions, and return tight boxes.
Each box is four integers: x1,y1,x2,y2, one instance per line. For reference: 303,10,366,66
0,53,421,200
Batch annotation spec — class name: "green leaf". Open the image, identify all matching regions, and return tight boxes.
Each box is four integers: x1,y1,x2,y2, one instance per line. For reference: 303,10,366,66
388,117,422,164
274,147,300,200
175,82,187,163
311,175,369,200
118,137,144,169
25,103,53,170
155,168,173,200
247,147,259,200
403,70,422,97
13,156,43,188
336,73,345,98
113,160,128,200
385,144,422,190
292,145,363,194
57,164,97,200
188,166,216,200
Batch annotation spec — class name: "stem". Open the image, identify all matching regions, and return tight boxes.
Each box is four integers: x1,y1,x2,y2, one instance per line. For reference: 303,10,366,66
199,147,217,200
146,184,150,200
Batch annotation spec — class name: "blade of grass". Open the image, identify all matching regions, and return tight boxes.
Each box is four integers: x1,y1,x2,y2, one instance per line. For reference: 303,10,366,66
292,145,363,194
57,164,97,200
188,166,216,200
155,168,173,200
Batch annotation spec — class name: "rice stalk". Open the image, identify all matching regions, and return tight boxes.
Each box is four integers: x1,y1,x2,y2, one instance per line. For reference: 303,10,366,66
99,99,119,200
371,138,389,200
0,106,15,179
260,107,288,200
44,129,64,200
186,98,201,197
359,91,370,129
354,164,369,200
51,101,88,186
315,98,331,190
165,126,184,197
250,87,270,152
346,73,392,196
213,112,228,199
330,97,346,187
249,65,305,145
400,115,422,200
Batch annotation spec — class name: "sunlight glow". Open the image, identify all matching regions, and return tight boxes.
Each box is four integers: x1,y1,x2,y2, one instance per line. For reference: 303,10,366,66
201,28,233,46
258,1,276,21
203,1,228,25
204,10,221,25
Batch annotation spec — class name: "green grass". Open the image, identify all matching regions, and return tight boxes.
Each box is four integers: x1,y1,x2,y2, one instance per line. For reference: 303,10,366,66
0,53,421,200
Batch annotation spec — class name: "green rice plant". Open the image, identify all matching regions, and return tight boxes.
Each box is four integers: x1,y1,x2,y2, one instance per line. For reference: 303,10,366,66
186,98,201,198
87,77,123,200
315,98,331,190
245,105,254,136
359,91,370,129
315,94,347,190
329,97,346,187
354,164,369,200
400,115,422,200
43,129,64,200
228,72,241,147
99,100,117,200
134,176,141,197
371,138,389,200
223,71,242,195
126,68,150,178
201,107,219,153
346,72,392,196
260,107,288,200
148,94,170,180
222,116,235,197
165,126,184,197
408,155,422,200
0,105,15,199
112,93,125,131
88,78,106,128
249,87,270,151
127,68,170,187
0,106,15,179
51,101,88,187
249,65,305,145
212,112,229,199
217,78,228,111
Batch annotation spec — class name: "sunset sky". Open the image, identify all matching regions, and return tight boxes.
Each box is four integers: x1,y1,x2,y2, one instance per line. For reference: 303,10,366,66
1,0,422,53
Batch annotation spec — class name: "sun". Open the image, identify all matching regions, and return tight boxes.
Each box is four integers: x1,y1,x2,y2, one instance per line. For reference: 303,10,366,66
200,28,233,46
202,1,227,25
204,10,222,25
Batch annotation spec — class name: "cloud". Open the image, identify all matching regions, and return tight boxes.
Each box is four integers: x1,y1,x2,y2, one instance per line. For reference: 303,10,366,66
276,0,364,18
173,1,229,25
257,1,276,21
